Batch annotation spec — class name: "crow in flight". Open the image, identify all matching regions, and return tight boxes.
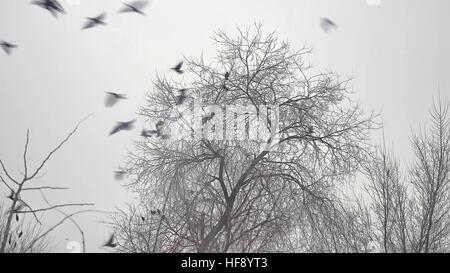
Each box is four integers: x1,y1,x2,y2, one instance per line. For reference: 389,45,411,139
82,13,107,30
0,41,18,55
109,120,136,136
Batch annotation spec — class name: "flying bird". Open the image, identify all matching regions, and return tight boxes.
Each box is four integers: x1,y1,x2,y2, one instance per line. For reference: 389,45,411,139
321,17,338,33
0,41,18,55
105,92,127,107
171,61,184,74
82,13,107,30
109,120,136,136
175,89,188,105
114,171,127,181
102,234,117,248
119,1,149,15
32,0,65,17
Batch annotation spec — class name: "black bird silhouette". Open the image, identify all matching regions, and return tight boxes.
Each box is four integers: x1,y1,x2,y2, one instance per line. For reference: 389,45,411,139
109,120,136,136
82,13,107,30
140,216,146,222
7,191,15,201
16,214,19,222
102,234,117,248
224,71,230,81
119,1,149,15
321,17,338,33
32,0,65,17
114,171,127,181
202,112,216,125
175,89,188,105
171,61,184,74
0,41,18,55
105,92,127,107
18,231,23,238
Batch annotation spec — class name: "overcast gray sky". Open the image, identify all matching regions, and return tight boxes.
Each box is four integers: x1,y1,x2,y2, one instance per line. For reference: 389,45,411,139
0,0,449,252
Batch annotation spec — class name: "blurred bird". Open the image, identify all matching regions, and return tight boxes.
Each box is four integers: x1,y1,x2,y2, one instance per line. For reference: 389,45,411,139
202,112,216,125
109,120,136,136
175,89,188,105
7,191,15,201
82,13,107,30
171,61,184,74
114,171,127,181
321,17,338,33
0,41,18,55
150,210,157,215
18,231,23,238
102,234,117,248
32,0,65,17
105,92,127,107
224,71,230,81
140,216,145,222
119,1,149,15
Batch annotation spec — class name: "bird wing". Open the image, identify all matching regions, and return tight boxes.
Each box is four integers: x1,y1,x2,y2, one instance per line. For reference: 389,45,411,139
131,1,149,9
109,123,123,135
82,19,97,29
97,12,107,21
105,93,118,107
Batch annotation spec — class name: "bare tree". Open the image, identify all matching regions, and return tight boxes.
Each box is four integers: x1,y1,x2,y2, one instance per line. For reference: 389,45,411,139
357,95,450,253
110,24,376,253
408,97,450,252
0,117,94,253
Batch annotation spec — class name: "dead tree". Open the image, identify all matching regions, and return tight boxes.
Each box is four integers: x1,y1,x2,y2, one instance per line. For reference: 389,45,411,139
0,118,94,253
111,24,377,253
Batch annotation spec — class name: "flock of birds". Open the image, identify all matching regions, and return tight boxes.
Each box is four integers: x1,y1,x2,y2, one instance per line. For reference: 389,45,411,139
1,0,339,251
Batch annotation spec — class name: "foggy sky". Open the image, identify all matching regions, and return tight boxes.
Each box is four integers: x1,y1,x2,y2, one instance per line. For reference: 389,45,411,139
0,0,449,252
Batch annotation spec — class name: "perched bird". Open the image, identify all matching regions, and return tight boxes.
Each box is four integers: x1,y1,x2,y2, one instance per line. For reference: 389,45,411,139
18,231,23,238
171,61,184,74
114,171,127,181
0,41,18,55
140,216,145,222
202,112,216,125
102,234,117,248
321,17,338,33
119,1,149,15
7,191,15,201
82,13,107,30
32,0,65,17
105,92,127,107
224,71,230,81
175,89,188,105
109,120,136,136
16,214,19,222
